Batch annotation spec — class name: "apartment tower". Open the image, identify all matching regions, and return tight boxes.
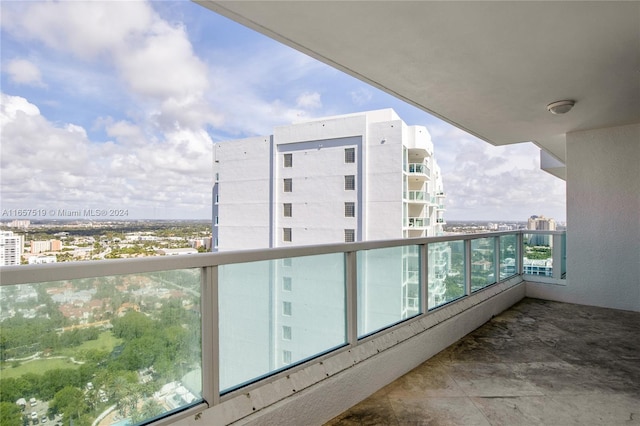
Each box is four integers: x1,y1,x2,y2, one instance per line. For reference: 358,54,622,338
0,231,24,266
213,109,446,250
212,109,449,389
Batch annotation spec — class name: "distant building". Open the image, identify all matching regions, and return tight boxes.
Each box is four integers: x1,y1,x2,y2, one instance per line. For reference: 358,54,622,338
30,239,62,254
523,258,553,277
528,215,556,231
8,220,30,228
28,255,57,265
0,231,24,266
156,248,198,256
527,215,556,246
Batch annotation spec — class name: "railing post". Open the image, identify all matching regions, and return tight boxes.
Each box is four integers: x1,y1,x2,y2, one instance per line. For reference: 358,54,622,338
421,243,429,313
552,233,563,279
465,239,472,296
345,251,358,346
494,236,501,283
517,232,524,276
201,265,219,406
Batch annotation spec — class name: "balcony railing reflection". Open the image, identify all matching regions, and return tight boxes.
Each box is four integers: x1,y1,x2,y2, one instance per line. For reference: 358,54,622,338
0,230,565,425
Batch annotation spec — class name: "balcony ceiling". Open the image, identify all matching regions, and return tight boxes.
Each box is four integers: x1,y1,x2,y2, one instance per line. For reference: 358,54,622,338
197,1,640,169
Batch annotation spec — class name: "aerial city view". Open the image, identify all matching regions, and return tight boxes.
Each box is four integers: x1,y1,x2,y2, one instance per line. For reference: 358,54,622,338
0,1,574,426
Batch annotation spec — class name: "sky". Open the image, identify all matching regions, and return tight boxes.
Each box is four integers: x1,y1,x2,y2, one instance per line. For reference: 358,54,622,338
0,1,566,223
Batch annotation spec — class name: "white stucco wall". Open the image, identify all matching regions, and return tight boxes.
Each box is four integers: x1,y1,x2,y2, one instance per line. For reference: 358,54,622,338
527,123,640,311
213,137,272,251
275,136,362,246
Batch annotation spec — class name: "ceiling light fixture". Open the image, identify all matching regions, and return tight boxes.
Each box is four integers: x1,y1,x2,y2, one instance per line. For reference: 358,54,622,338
547,100,576,115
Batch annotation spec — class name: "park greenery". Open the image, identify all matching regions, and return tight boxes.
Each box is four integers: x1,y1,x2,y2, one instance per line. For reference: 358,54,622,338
0,273,201,426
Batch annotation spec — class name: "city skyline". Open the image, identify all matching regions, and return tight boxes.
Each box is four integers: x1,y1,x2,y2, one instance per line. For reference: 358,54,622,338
0,1,566,222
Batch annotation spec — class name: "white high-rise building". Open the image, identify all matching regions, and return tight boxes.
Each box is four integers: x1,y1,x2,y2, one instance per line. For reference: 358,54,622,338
0,231,24,266
213,109,446,250
212,109,449,389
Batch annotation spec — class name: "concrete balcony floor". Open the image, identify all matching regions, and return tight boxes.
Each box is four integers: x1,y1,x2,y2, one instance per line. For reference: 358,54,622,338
325,298,640,425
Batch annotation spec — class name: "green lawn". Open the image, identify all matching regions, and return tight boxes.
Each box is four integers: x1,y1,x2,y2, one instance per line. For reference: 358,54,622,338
59,331,122,356
0,358,79,379
0,332,122,379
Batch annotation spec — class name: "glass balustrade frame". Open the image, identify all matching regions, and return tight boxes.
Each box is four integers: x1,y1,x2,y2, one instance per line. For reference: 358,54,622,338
0,230,565,425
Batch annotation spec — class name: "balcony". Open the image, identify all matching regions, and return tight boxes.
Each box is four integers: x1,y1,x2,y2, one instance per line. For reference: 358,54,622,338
407,217,429,228
406,191,429,203
406,163,430,180
1,231,572,426
326,297,640,425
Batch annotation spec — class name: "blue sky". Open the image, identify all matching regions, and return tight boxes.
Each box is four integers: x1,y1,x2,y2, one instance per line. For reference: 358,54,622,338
0,1,565,222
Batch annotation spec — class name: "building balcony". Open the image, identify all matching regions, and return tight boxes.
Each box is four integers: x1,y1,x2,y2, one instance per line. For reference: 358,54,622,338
407,217,430,228
406,163,430,179
1,230,576,426
406,190,429,203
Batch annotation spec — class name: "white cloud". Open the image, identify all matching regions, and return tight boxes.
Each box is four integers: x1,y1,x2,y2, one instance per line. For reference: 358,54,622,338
1,1,154,60
5,59,45,87
2,1,215,132
350,87,373,106
1,93,213,218
427,123,566,221
296,92,322,109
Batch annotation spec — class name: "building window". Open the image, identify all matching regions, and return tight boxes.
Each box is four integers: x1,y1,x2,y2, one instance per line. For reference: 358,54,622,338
283,228,292,242
283,350,292,365
215,216,219,225
282,258,292,267
215,172,219,181
344,202,355,217
345,229,355,242
284,153,293,167
283,301,292,316
283,276,292,291
283,203,292,217
215,194,219,204
344,175,355,190
282,326,292,340
284,178,292,192
345,148,355,163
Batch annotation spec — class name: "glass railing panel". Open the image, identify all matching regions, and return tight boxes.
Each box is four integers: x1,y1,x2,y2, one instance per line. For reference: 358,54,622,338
499,234,518,281
408,217,429,227
523,233,553,277
218,253,346,393
0,270,202,425
471,237,497,292
408,191,427,201
408,163,428,174
561,232,567,278
357,245,421,338
428,240,465,309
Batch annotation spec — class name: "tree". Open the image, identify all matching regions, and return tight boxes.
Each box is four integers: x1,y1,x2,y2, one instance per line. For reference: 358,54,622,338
131,399,164,423
112,311,154,341
444,275,464,300
50,386,87,419
0,402,22,426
